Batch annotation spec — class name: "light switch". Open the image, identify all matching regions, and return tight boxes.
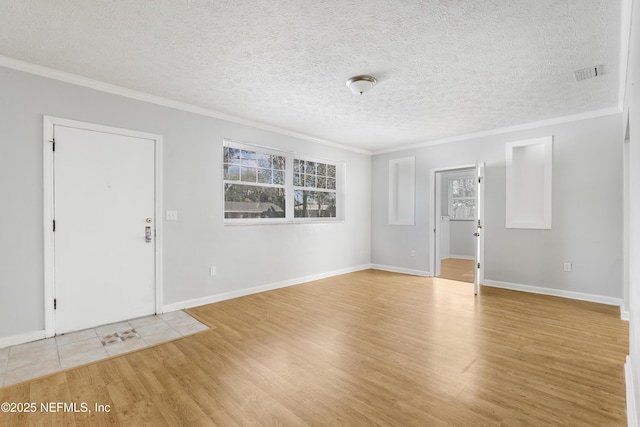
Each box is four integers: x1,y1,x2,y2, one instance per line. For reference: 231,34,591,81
166,210,178,221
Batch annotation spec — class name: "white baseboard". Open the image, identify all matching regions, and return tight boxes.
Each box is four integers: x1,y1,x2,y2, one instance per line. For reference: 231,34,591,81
0,329,46,349
370,264,430,277
622,309,631,321
627,356,638,427
162,264,372,313
482,279,623,306
447,254,475,260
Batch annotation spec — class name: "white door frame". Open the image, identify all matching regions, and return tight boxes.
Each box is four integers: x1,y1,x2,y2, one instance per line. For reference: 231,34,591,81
43,116,163,337
429,164,476,280
474,162,486,295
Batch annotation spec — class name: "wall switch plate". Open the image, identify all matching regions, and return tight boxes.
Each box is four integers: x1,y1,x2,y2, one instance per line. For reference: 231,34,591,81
563,262,572,272
166,210,178,221
209,266,217,276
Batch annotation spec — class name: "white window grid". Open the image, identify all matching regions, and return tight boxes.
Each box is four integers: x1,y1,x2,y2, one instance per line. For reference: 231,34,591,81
223,140,342,224
292,158,338,218
448,176,476,220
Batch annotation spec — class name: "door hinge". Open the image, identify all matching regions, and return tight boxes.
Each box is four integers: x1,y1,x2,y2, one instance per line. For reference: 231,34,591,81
477,263,481,269
478,177,481,183
54,299,57,310
50,138,55,151
53,220,56,232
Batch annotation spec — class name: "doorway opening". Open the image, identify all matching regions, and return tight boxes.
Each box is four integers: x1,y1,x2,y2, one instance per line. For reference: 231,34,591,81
431,163,485,294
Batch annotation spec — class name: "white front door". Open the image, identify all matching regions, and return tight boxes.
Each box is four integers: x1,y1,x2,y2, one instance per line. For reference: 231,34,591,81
53,125,156,334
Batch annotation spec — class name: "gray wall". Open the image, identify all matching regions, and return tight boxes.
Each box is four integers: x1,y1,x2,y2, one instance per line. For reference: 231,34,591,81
449,221,475,258
0,66,372,339
625,0,640,420
372,113,623,298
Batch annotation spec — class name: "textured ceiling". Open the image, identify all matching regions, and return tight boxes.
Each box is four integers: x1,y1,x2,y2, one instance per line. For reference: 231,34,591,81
0,0,624,152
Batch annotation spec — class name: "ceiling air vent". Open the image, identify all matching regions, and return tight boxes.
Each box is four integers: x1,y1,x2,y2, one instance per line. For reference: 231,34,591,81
574,65,603,82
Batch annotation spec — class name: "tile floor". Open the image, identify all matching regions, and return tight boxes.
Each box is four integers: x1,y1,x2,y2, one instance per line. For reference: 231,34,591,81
0,310,209,388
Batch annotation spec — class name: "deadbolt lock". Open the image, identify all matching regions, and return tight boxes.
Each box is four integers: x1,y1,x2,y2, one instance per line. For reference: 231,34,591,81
145,218,152,223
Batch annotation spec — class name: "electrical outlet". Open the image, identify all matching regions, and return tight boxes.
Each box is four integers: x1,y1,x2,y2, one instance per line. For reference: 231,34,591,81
410,250,416,257
563,262,572,272
209,266,217,276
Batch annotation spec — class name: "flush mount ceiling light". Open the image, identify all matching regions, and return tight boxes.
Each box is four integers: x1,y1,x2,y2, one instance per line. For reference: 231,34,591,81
346,75,377,95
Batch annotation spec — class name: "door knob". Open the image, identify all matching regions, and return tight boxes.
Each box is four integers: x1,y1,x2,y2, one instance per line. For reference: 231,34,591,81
473,232,480,237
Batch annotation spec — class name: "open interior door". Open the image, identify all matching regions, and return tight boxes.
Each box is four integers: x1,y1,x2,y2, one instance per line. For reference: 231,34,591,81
474,162,485,295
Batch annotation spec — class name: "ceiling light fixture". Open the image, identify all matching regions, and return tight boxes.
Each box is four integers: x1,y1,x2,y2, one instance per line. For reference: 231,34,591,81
346,75,377,95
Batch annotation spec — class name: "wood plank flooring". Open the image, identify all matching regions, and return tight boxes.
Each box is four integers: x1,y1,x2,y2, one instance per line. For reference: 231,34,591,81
0,270,629,426
438,257,475,283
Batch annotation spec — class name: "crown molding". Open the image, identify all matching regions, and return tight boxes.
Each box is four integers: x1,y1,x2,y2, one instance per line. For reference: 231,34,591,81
0,55,372,156
372,107,622,155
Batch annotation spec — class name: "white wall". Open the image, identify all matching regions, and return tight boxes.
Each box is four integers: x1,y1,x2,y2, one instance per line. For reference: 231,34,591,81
0,66,372,340
371,114,623,300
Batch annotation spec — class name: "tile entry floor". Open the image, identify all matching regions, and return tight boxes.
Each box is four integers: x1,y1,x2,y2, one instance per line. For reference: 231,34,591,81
0,311,209,388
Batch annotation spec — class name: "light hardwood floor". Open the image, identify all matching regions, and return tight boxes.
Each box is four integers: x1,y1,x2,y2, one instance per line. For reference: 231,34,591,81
438,257,475,283
0,270,628,426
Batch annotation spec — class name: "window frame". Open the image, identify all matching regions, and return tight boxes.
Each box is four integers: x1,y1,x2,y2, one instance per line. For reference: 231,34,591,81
447,174,476,221
292,155,339,220
223,140,344,225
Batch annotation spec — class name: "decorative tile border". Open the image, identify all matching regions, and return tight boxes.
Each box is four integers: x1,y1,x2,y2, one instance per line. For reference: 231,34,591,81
99,329,141,346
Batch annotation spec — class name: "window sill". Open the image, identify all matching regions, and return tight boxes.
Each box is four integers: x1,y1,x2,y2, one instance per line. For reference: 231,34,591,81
224,219,344,226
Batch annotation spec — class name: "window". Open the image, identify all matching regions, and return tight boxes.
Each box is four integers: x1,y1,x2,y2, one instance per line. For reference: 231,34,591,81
448,176,475,220
293,159,337,218
223,145,286,219
223,140,342,223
